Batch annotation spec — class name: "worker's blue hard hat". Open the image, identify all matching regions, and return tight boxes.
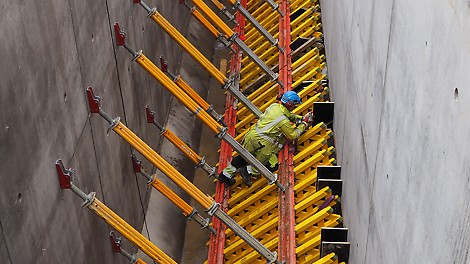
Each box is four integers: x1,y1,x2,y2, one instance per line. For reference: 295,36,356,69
281,91,302,105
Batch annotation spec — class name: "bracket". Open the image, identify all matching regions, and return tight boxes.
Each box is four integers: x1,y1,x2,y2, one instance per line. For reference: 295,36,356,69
114,23,126,47
133,0,141,3
131,154,142,173
109,231,122,253
86,87,101,113
205,201,220,216
145,106,155,124
159,56,168,73
55,159,74,189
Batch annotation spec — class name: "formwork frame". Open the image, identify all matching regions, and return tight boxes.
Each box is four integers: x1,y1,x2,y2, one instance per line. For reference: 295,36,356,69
207,0,248,262
277,0,296,262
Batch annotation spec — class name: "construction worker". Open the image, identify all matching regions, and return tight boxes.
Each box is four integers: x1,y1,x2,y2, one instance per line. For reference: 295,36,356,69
218,91,314,187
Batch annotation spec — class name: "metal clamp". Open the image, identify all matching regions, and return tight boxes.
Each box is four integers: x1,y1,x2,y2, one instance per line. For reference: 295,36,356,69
109,231,122,253
86,87,101,114
215,127,228,139
187,209,198,220
205,201,220,216
267,173,278,185
195,156,206,168
107,117,120,134
222,77,234,90
81,192,96,208
55,159,74,189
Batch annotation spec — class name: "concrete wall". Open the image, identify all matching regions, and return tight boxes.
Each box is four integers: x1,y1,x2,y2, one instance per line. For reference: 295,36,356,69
321,0,470,263
0,0,214,263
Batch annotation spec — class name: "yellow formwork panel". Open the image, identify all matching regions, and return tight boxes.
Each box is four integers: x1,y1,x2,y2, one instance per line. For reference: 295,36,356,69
240,16,321,82
296,216,343,263
228,184,277,218
224,216,278,256
247,0,267,14
313,253,339,264
238,82,277,119
292,55,324,80
226,197,278,237
244,13,279,45
232,236,278,264
227,227,279,263
217,1,343,263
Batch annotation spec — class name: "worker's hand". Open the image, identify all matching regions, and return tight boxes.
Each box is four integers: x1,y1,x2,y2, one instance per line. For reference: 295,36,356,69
302,112,314,126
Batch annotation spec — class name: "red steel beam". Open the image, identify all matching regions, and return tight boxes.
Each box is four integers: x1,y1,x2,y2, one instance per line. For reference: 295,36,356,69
277,0,296,262
208,0,247,262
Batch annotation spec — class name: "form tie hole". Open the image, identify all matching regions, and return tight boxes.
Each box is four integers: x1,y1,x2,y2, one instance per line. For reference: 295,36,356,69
454,88,459,100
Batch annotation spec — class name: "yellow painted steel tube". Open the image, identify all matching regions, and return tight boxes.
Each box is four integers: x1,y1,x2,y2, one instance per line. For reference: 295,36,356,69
148,10,227,84
88,199,176,264
112,122,214,209
135,259,147,264
161,129,201,165
174,77,211,112
191,0,234,38
134,53,222,134
149,177,194,216
211,0,225,10
191,8,220,38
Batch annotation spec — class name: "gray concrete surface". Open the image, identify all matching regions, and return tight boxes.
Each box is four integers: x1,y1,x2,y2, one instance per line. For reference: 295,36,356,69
0,0,214,263
321,0,470,263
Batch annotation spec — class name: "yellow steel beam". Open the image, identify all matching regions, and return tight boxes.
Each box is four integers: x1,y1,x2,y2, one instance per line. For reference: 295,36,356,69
146,9,227,84
312,253,338,264
112,121,213,209
225,197,277,237
224,216,278,256
294,187,330,213
191,0,234,37
294,138,328,162
161,129,202,165
134,52,223,134
232,236,278,264
190,8,221,38
228,184,276,217
90,198,176,263
294,149,328,175
149,177,194,216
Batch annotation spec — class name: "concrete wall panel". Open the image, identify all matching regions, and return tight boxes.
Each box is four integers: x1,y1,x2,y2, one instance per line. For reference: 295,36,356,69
321,0,470,263
0,0,215,263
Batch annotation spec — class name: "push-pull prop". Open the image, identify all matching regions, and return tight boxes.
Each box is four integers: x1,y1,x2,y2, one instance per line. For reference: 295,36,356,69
158,56,223,123
112,27,284,190
86,87,281,263
121,3,272,117
55,160,176,264
131,154,216,234
109,231,147,264
178,0,284,69
146,106,217,178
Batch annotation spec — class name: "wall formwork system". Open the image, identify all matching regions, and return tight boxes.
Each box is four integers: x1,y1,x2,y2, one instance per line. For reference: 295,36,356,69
207,0,346,263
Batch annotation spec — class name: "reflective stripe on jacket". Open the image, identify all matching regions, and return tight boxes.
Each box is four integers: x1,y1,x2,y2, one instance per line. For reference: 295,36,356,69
244,103,306,152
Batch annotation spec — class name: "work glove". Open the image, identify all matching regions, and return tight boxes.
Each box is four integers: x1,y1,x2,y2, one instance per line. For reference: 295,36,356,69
302,111,314,126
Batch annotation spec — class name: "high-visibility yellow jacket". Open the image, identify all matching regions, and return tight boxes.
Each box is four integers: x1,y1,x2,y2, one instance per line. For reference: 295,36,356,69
242,103,306,166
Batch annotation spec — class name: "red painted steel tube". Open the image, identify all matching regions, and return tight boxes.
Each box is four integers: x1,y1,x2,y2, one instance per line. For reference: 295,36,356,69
277,0,296,263
208,0,247,263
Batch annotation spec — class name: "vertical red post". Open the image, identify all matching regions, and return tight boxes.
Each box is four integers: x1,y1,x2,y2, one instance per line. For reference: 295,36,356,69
278,0,296,262
207,1,247,263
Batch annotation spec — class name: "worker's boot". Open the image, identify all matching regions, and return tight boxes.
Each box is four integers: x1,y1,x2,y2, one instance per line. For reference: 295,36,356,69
238,167,252,187
218,169,236,186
